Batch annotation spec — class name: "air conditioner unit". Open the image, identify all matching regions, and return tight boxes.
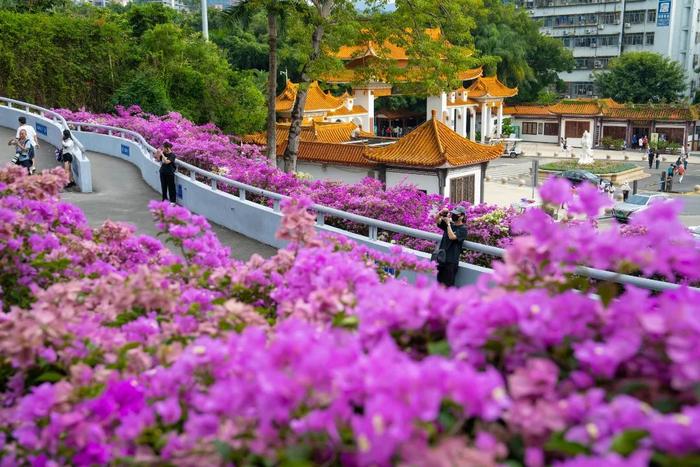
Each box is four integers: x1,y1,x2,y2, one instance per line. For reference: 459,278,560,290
624,22,631,28
585,28,593,34
591,43,598,48
528,9,535,14
614,20,621,25
598,24,605,30
594,60,603,68
587,90,594,96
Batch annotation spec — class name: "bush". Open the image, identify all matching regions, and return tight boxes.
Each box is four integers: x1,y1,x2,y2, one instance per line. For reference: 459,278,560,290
1,168,700,466
111,73,172,115
540,160,636,174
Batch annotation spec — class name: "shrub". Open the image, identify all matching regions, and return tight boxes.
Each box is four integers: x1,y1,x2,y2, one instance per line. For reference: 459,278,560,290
1,168,700,466
540,160,636,174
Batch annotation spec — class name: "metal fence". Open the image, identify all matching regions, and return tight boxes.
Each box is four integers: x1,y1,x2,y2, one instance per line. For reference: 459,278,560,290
70,121,695,292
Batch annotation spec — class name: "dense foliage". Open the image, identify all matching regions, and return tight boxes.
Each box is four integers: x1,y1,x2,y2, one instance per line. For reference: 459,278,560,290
0,6,266,135
57,106,515,265
1,165,699,465
593,52,687,104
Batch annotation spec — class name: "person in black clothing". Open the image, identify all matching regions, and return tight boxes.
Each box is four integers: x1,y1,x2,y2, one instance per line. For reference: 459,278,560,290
156,141,177,203
434,205,468,287
647,148,654,169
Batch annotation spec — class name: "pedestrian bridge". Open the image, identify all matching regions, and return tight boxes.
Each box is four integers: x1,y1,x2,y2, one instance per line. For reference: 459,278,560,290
0,97,688,291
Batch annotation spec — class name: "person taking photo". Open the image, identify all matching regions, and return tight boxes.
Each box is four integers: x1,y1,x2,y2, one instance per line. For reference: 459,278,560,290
434,205,468,287
155,141,177,204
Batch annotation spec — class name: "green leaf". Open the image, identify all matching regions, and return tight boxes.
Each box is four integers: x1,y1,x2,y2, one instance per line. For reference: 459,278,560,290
36,371,65,383
544,431,590,456
610,429,648,456
213,440,234,461
427,340,451,356
332,312,358,330
652,453,700,467
596,281,620,306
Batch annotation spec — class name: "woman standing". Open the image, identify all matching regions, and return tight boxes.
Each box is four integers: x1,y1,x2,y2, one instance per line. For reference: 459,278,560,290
61,130,76,188
156,141,177,203
9,129,34,174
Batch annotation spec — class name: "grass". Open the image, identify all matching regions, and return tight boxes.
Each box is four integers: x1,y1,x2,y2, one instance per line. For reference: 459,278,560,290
540,160,637,174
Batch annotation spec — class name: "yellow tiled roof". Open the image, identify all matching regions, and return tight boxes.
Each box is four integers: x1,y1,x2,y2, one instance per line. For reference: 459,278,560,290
365,111,503,167
276,141,373,167
466,76,518,99
275,81,346,113
503,105,556,116
242,121,358,146
328,105,369,116
548,99,602,116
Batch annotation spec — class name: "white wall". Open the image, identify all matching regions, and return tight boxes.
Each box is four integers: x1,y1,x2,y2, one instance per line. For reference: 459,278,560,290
445,165,482,204
294,160,375,184
386,169,440,194
510,117,560,144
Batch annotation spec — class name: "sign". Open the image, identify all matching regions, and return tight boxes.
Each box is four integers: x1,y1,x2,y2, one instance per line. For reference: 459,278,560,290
177,184,183,199
35,123,47,136
120,144,130,157
531,159,539,200
657,0,671,27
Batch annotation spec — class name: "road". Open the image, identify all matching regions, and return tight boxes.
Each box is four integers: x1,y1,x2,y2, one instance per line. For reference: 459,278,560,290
1,128,276,260
487,152,700,226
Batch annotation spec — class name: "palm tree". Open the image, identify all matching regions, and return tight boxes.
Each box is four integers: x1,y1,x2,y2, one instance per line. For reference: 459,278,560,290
226,0,295,165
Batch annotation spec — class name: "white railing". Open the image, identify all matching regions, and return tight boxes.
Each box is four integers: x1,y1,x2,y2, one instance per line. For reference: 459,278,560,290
0,97,91,192
71,120,694,291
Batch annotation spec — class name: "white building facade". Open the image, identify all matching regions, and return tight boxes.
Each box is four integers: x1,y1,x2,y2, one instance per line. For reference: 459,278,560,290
515,0,700,97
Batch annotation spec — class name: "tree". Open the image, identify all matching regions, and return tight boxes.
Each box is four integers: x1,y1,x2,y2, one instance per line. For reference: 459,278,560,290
282,0,483,173
472,0,573,102
225,1,302,165
594,52,687,103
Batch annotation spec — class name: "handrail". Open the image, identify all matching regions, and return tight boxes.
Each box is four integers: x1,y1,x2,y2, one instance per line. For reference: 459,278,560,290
0,97,84,151
69,121,697,293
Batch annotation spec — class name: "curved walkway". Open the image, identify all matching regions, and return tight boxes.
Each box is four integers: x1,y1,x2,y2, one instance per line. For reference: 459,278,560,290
1,128,275,260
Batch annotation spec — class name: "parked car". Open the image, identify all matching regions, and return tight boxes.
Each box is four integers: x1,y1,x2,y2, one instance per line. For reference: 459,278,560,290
555,169,610,189
689,226,700,240
611,194,669,223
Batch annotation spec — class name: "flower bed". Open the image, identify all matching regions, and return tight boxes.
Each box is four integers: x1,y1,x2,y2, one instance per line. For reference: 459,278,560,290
57,106,515,265
540,160,638,174
1,166,700,465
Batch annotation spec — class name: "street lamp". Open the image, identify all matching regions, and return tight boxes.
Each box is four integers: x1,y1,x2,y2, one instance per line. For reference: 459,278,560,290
201,0,209,41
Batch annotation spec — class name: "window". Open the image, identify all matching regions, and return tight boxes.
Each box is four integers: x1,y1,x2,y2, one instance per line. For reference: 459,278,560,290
571,82,594,96
544,122,559,136
646,32,655,45
449,175,475,204
622,33,644,45
624,10,646,24
600,12,620,24
599,35,619,47
564,121,590,138
603,125,626,140
647,9,656,22
522,122,539,135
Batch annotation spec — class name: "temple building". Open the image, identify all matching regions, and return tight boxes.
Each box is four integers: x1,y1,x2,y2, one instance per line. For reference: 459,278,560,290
504,99,699,149
244,111,503,204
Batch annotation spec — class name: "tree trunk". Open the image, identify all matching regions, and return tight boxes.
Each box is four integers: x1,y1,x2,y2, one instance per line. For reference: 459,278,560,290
283,24,325,174
266,11,278,165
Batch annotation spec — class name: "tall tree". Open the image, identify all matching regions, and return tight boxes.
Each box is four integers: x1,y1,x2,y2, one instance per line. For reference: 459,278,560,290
594,52,686,103
227,0,301,165
282,0,481,173
472,0,573,102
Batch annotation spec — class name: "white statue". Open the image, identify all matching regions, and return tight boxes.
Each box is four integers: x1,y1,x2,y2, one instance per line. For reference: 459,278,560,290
578,130,594,165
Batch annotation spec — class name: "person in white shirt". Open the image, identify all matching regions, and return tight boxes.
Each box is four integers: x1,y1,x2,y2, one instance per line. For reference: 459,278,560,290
60,129,76,188
16,116,39,174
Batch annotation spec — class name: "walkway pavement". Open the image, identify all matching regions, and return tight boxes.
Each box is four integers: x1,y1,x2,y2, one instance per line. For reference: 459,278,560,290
1,128,275,260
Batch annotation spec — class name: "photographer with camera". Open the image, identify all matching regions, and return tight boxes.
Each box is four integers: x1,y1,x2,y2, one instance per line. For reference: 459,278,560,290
433,205,468,287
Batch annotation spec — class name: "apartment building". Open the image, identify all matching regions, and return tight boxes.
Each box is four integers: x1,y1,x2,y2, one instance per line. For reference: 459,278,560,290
515,0,700,98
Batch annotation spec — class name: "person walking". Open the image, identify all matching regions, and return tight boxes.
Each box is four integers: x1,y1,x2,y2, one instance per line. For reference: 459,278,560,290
682,151,688,171
654,151,661,169
156,141,177,203
16,117,39,174
647,147,654,169
678,162,686,183
9,129,34,174
434,206,468,287
620,181,631,201
60,129,76,188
